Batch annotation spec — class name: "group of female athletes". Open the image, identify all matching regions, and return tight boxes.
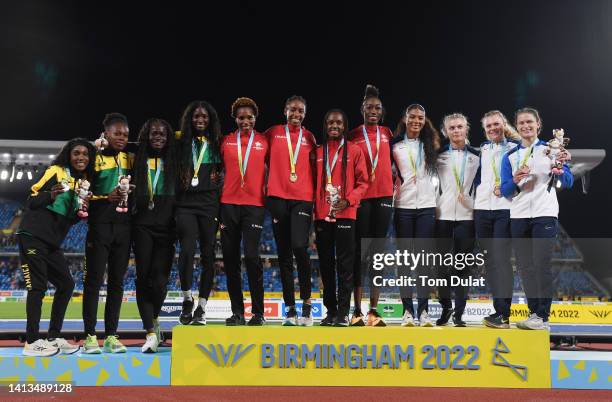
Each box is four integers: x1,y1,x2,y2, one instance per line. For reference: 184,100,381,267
17,85,573,357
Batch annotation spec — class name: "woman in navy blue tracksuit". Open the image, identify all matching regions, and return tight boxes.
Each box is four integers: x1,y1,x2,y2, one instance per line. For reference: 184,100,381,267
500,107,573,330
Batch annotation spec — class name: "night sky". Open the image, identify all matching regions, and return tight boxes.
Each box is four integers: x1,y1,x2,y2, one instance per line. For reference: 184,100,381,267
1,1,611,236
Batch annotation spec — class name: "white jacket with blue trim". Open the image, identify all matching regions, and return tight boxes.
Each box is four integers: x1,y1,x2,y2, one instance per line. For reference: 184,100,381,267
500,139,573,219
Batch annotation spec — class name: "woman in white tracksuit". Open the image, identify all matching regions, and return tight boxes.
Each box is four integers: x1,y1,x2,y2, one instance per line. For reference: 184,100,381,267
474,111,520,329
435,113,480,327
500,107,573,330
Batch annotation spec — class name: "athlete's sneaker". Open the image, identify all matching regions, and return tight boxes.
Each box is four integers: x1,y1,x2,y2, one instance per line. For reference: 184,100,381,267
401,310,415,327
82,334,102,354
191,306,206,325
225,314,246,326
153,318,164,345
517,314,546,330
483,314,510,329
320,314,336,327
453,314,467,327
179,298,194,325
366,309,386,327
436,309,453,326
298,304,313,327
283,306,298,326
333,315,350,327
103,335,127,353
48,338,80,355
419,311,434,327
247,314,265,326
141,333,158,353
23,339,59,357
350,311,365,326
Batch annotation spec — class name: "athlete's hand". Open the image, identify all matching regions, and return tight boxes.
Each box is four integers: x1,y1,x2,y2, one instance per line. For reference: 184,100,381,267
332,198,349,212
50,184,66,200
107,188,122,203
513,167,530,185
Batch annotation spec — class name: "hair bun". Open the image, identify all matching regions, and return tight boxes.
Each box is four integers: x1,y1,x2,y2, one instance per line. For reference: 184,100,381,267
364,84,380,100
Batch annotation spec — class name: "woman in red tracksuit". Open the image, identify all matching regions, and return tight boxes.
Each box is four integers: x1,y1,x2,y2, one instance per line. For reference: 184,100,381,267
349,85,394,326
265,95,317,326
315,109,369,327
220,97,269,326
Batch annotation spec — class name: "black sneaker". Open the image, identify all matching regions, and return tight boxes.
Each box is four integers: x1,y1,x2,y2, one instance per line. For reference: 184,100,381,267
179,298,194,325
320,314,336,326
191,305,206,325
436,309,453,326
333,315,349,327
453,313,467,327
247,314,265,326
225,314,246,326
483,314,510,329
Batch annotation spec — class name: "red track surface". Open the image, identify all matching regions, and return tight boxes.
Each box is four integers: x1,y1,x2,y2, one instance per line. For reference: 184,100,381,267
2,386,611,402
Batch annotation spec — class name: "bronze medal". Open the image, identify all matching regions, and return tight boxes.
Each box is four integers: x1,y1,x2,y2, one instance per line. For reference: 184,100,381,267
493,186,501,197
289,172,298,182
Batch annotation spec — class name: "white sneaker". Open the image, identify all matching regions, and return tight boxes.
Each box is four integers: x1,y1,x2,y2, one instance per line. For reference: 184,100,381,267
401,311,415,327
23,339,59,357
298,316,313,327
141,333,158,353
419,311,434,327
153,318,164,345
517,313,546,330
48,338,80,355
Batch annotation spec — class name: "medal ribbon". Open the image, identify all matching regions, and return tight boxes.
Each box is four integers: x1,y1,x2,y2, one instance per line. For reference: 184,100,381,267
490,139,507,185
147,158,162,203
515,143,534,171
285,125,303,176
362,125,380,179
325,138,344,185
237,129,255,184
451,146,468,194
192,137,208,178
404,135,423,179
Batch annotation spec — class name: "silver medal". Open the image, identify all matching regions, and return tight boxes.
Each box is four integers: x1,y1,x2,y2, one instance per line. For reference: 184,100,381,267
191,177,199,187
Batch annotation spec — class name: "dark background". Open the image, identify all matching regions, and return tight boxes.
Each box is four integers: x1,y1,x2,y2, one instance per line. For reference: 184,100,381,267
1,0,610,236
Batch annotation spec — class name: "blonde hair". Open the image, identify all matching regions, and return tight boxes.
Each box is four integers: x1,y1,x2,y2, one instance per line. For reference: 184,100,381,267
481,110,520,141
441,112,470,140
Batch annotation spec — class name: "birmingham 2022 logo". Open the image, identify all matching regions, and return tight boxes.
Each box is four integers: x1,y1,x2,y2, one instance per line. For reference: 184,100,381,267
197,344,255,367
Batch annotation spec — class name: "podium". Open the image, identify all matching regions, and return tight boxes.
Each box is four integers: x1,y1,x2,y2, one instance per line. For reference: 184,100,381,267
171,326,551,388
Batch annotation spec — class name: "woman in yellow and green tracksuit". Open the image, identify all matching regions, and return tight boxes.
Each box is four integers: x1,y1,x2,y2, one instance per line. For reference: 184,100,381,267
17,138,96,357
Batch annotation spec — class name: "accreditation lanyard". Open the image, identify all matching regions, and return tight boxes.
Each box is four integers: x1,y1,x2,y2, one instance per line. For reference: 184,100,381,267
490,139,507,185
192,137,208,178
325,138,344,185
451,146,468,193
404,135,422,178
147,158,162,201
237,129,255,186
514,144,534,171
362,125,380,181
284,125,303,176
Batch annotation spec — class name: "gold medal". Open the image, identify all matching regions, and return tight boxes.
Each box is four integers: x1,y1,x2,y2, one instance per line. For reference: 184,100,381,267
493,185,501,197
370,172,375,182
290,172,298,182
